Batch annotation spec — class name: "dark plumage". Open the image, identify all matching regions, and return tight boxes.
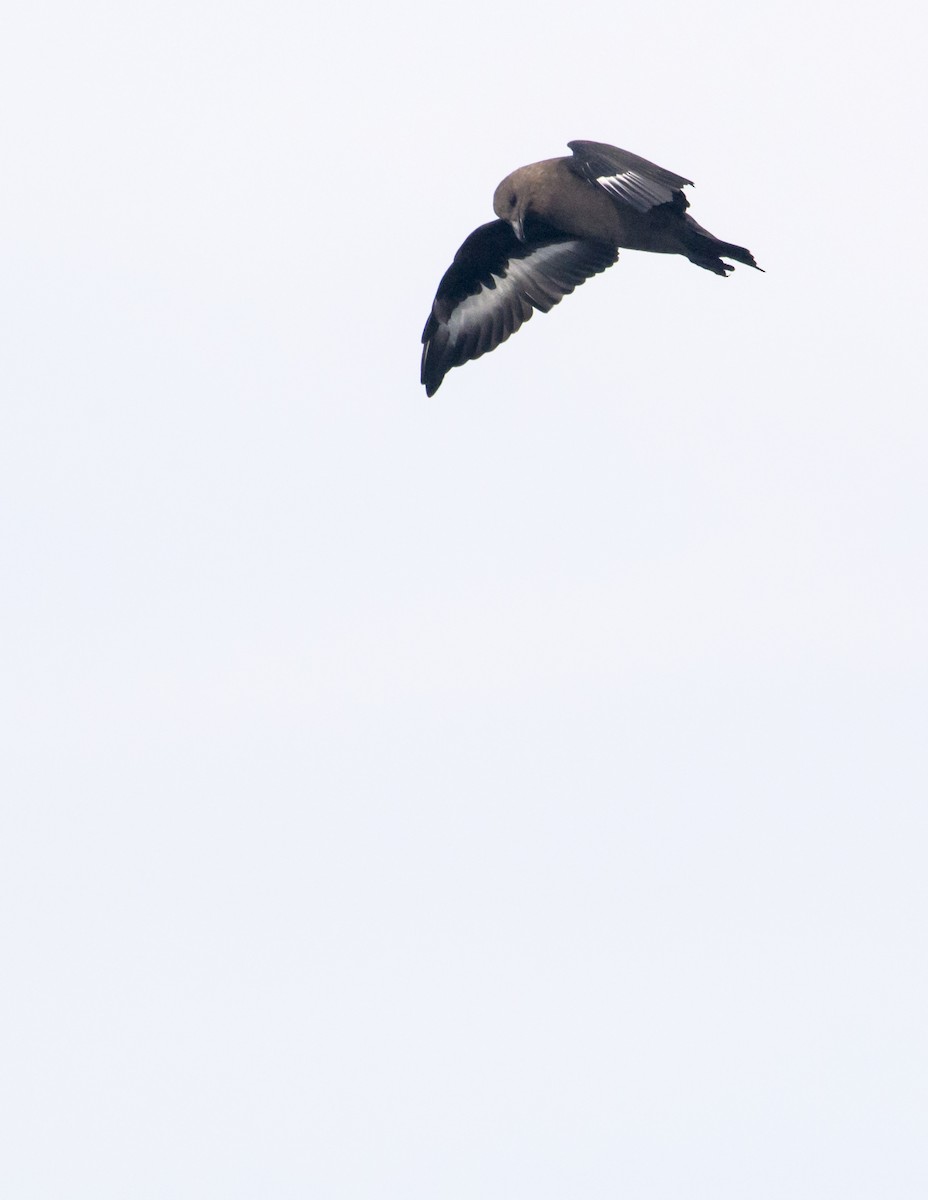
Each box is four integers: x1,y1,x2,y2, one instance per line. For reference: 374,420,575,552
421,140,761,396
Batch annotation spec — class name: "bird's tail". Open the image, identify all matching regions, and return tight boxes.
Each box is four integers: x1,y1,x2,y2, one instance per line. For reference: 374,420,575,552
681,215,762,276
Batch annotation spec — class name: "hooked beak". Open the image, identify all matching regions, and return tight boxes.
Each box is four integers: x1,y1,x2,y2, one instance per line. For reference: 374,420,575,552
510,215,525,243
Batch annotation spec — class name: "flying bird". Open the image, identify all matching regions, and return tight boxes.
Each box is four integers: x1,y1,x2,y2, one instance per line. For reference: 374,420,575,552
421,140,761,395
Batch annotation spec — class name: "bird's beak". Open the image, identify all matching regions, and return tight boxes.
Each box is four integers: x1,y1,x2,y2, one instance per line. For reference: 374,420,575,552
510,215,525,242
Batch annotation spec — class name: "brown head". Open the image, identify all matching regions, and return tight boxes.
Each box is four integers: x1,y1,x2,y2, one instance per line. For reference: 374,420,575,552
494,158,607,243
493,168,533,242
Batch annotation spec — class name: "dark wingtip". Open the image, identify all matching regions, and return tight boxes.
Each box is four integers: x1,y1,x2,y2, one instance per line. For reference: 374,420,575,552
421,352,444,396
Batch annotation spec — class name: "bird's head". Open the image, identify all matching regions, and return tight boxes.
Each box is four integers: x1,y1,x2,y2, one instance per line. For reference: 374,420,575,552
493,172,530,242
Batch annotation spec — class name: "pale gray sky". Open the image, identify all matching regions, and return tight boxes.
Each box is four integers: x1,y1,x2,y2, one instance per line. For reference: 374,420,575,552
2,1,926,1197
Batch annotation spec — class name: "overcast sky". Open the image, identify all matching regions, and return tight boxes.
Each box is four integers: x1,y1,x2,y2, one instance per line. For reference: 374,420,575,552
2,1,927,1197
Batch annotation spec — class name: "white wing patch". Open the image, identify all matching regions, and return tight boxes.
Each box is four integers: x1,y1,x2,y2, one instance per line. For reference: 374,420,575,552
446,241,590,341
446,272,508,339
595,169,676,213
422,228,619,393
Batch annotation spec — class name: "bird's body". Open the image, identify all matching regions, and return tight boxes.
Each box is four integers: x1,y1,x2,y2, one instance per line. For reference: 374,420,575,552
495,158,671,251
421,140,761,396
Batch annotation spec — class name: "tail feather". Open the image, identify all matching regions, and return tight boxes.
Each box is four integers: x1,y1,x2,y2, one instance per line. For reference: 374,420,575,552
710,237,761,270
682,215,763,275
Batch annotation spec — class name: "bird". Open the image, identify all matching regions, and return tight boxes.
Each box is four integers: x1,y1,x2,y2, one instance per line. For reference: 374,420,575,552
420,140,761,396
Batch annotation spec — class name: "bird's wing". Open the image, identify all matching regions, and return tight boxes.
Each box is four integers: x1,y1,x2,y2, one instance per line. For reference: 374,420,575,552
421,218,617,396
567,141,693,214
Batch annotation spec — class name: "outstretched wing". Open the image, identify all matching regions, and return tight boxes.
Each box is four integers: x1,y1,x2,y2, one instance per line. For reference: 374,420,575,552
421,218,617,396
567,140,693,214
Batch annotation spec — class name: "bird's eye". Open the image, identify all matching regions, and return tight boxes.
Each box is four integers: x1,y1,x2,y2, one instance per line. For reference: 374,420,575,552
509,194,517,207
